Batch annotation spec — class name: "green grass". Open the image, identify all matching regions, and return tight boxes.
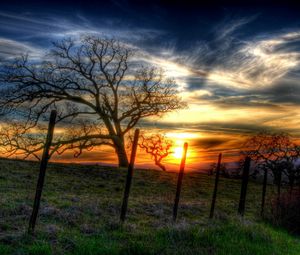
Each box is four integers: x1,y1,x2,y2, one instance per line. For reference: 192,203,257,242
0,158,299,254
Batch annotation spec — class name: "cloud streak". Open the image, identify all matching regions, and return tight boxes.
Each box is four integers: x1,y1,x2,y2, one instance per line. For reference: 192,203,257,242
207,31,300,89
0,38,44,60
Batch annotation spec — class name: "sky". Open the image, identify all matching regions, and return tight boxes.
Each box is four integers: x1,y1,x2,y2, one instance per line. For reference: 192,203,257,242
0,0,300,171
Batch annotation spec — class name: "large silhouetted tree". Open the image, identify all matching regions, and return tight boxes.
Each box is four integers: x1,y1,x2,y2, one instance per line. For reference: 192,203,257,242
0,36,184,167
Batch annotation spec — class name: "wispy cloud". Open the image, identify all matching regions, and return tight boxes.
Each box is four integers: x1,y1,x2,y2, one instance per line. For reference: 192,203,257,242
1,11,300,138
213,15,258,41
0,11,164,42
206,31,300,89
0,38,44,60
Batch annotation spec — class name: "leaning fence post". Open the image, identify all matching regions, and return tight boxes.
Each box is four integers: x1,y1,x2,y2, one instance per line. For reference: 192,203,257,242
261,168,268,217
209,153,222,219
120,128,140,223
173,142,188,222
28,110,57,234
238,156,251,216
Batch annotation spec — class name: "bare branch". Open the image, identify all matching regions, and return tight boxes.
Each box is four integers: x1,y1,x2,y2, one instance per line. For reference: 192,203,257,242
136,132,173,171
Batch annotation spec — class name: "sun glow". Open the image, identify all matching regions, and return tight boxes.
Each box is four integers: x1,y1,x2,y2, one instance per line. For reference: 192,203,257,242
166,132,201,139
173,146,184,159
165,132,197,162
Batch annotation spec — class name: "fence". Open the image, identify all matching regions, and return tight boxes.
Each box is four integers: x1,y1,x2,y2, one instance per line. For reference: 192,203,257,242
1,111,275,235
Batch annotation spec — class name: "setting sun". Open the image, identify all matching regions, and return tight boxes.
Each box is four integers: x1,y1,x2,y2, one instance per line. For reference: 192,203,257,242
173,146,184,159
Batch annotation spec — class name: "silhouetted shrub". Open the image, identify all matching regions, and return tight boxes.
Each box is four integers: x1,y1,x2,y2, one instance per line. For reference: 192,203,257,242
267,189,300,234
208,162,234,178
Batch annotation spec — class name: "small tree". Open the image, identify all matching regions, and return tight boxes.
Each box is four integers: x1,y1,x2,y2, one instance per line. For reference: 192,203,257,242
0,36,185,166
138,133,173,171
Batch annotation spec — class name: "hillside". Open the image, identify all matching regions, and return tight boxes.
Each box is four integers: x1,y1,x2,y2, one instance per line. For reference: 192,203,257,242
0,159,299,255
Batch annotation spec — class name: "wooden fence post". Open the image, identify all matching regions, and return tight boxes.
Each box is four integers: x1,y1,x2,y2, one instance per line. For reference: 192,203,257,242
173,142,188,222
238,156,251,216
261,168,268,217
28,110,57,234
120,128,140,223
209,153,222,219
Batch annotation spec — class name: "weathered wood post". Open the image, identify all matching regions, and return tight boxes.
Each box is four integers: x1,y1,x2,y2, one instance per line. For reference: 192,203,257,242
173,142,188,222
120,128,140,223
238,156,251,216
261,168,268,217
28,110,57,234
209,153,222,219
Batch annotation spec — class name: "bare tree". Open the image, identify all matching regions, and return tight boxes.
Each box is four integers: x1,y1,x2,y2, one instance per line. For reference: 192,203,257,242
138,133,173,171
0,36,185,166
241,131,300,192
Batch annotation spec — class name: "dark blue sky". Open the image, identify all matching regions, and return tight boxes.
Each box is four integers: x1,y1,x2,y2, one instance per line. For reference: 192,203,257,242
1,0,300,137
1,0,300,50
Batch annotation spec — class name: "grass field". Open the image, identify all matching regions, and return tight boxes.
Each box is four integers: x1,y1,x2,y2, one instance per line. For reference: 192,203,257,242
0,158,299,254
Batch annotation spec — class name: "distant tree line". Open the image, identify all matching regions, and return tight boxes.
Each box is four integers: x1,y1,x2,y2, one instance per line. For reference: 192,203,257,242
242,131,300,193
208,131,300,193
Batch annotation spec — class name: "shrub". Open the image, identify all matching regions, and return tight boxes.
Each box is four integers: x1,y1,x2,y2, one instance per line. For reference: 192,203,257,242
267,189,300,234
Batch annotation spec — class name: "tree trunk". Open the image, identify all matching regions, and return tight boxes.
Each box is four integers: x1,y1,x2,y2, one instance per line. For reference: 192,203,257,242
155,160,166,171
276,170,282,199
289,176,294,196
113,137,129,167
